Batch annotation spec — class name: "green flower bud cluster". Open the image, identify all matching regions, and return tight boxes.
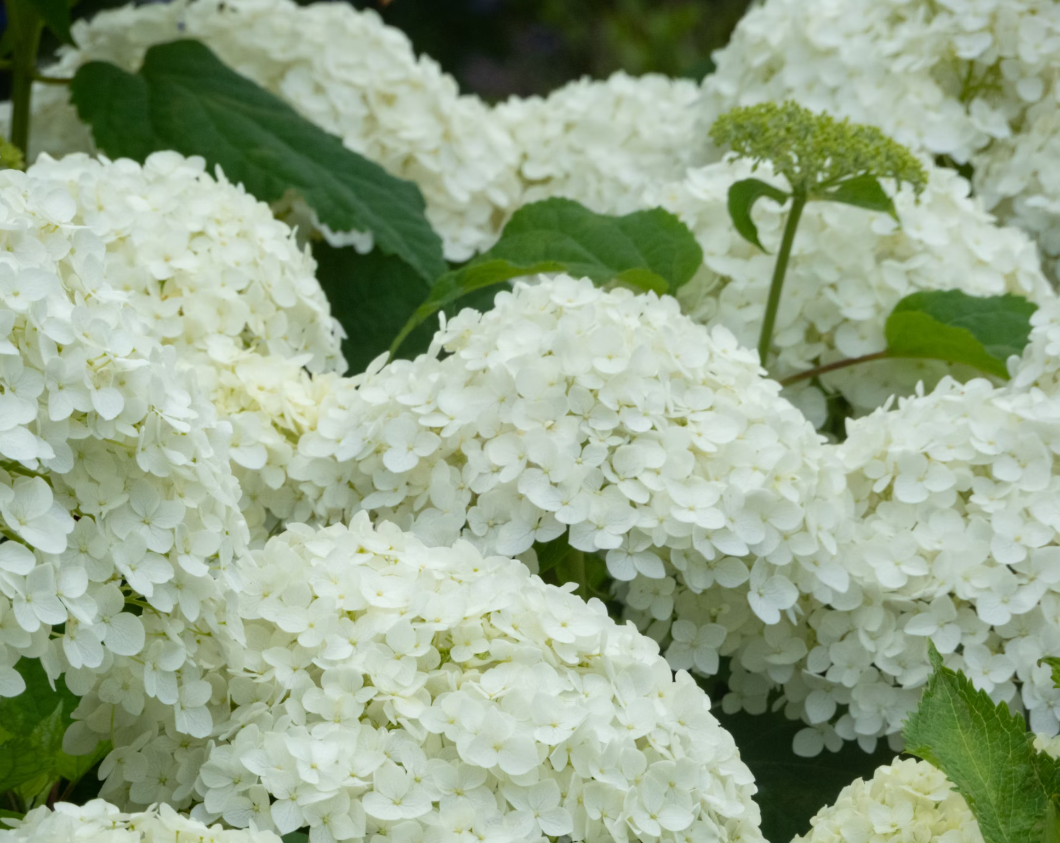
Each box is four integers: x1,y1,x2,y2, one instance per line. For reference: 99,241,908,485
710,101,927,197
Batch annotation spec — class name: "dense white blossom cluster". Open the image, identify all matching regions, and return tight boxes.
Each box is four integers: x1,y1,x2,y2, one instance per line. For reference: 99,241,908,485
67,515,764,843
0,164,251,750
649,157,1052,417
0,800,282,843
698,0,1060,276
791,758,982,843
495,72,701,218
12,150,347,545
284,275,851,627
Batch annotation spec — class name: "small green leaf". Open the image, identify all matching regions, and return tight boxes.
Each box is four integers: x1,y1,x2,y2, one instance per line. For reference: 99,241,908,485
1041,658,1060,691
533,536,575,576
885,290,1037,379
1044,801,1060,843
392,198,703,353
726,178,790,252
69,42,446,282
281,833,309,843
903,643,1058,843
26,0,73,43
0,659,105,796
814,173,897,220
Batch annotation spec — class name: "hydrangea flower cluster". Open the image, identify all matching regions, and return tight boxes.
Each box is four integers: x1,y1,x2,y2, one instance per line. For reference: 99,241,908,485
15,150,347,544
495,72,702,218
68,514,765,843
0,164,251,748
697,0,1060,277
647,157,1052,418
653,297,1060,752
791,758,982,843
284,275,851,625
0,801,282,843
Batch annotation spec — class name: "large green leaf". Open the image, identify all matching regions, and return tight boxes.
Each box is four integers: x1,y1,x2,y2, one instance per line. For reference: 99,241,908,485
69,41,446,282
0,660,106,798
392,198,703,353
904,644,1060,843
885,290,1038,379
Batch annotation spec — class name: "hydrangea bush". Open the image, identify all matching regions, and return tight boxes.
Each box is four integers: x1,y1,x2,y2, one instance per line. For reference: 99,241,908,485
1,0,1060,841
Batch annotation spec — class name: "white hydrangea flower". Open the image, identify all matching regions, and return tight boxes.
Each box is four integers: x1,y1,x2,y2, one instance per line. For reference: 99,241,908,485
12,0,521,262
791,757,983,843
0,165,252,752
646,156,1053,416
25,151,344,376
697,0,1060,278
495,71,702,218
671,299,1060,752
11,150,347,545
70,514,765,843
1,799,282,843
271,276,854,684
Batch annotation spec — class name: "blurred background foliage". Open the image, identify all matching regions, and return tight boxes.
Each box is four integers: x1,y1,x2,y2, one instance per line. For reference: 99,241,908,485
59,0,753,99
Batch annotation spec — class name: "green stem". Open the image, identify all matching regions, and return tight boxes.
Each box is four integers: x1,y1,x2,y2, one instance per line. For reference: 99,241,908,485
757,190,808,366
31,73,72,86
570,550,589,602
779,350,889,387
7,3,44,161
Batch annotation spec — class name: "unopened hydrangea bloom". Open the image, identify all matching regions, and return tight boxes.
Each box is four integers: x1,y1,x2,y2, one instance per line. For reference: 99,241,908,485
697,0,1060,275
282,276,852,661
1,801,282,843
0,165,250,748
646,156,1052,418
12,0,521,261
791,758,982,843
495,72,702,218
69,515,765,843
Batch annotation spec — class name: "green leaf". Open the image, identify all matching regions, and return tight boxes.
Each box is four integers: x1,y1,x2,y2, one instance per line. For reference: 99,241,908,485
1041,658,1060,691
281,834,309,843
313,243,497,372
25,0,73,43
533,536,576,576
814,173,897,220
1044,801,1060,843
69,42,446,282
392,198,703,353
885,290,1038,379
903,643,1058,843
0,659,105,796
726,178,790,252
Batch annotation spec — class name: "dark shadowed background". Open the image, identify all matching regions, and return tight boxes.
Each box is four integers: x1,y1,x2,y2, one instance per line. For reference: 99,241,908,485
58,0,752,99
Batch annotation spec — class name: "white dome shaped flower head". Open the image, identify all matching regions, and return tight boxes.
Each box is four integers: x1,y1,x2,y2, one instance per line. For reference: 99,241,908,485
696,0,1060,278
283,275,854,655
0,165,250,753
791,757,984,843
644,153,1053,418
75,514,766,843
0,799,283,843
6,0,521,262
494,71,703,219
